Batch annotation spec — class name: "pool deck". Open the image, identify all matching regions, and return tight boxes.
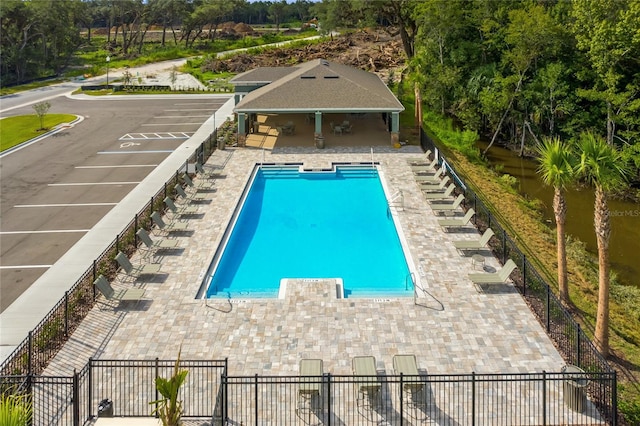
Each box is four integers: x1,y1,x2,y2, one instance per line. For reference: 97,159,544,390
44,146,565,378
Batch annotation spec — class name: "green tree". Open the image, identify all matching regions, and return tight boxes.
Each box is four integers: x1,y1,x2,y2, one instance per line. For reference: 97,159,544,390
575,132,629,357
150,349,188,426
33,101,51,130
269,0,287,32
536,136,575,306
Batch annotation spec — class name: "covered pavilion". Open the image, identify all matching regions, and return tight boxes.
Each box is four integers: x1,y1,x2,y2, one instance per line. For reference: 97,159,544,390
230,59,404,149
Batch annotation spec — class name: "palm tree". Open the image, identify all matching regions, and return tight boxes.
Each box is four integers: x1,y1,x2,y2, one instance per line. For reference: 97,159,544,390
575,132,628,357
536,136,574,306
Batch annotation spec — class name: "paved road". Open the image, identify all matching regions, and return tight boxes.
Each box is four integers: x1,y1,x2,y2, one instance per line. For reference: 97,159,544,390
0,93,229,311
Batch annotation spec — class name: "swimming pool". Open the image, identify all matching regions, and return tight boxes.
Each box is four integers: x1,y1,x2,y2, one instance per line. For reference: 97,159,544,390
202,165,415,298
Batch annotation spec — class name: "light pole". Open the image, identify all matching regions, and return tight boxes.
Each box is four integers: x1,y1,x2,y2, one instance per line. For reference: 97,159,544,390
106,56,111,88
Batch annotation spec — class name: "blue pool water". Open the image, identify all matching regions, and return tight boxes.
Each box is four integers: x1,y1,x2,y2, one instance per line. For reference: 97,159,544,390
205,166,413,298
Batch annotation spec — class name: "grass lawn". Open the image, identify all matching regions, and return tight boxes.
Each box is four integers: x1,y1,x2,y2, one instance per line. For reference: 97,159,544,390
1,114,77,152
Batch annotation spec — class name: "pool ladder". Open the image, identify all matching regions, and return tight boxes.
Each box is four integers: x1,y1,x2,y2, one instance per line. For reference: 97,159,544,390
388,190,404,211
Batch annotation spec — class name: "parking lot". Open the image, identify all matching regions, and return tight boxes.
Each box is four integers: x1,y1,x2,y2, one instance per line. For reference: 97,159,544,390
0,94,231,311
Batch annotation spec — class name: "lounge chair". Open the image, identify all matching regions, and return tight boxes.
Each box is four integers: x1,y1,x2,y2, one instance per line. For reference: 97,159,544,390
420,175,450,191
424,183,456,200
414,166,445,182
164,197,200,217
408,149,432,165
175,184,209,202
296,359,323,419
115,251,162,280
438,208,475,229
136,228,180,258
411,157,438,172
183,174,214,191
453,228,495,253
393,355,425,407
94,275,145,306
353,356,381,410
431,194,465,212
195,162,215,180
151,211,190,233
468,259,518,285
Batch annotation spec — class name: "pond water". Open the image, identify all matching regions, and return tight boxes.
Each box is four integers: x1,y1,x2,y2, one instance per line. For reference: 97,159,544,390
479,142,639,288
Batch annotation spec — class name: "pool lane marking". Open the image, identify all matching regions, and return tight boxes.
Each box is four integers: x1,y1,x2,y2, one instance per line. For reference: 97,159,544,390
76,165,158,168
0,265,53,269
0,229,89,234
47,182,139,186
14,203,117,207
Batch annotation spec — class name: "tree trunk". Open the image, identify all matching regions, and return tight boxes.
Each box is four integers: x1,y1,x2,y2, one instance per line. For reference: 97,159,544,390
519,120,526,157
593,185,611,357
414,81,422,127
554,188,569,306
606,101,614,145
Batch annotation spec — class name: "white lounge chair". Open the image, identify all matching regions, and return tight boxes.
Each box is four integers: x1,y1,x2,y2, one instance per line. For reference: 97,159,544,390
115,251,162,279
411,157,438,172
184,174,214,191
454,228,495,253
431,194,465,212
420,175,450,191
151,211,191,233
408,150,432,165
94,275,145,306
438,208,475,229
468,259,518,285
414,166,445,182
424,183,456,200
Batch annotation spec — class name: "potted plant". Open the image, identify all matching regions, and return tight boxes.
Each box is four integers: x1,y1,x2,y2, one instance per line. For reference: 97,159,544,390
150,349,188,426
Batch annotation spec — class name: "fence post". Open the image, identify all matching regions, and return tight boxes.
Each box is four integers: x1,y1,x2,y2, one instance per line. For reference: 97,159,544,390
502,230,507,264
134,214,139,247
27,331,33,377
64,291,69,337
154,357,159,417
326,373,331,426
612,371,617,426
73,369,80,426
522,255,527,296
254,373,258,426
399,373,404,426
88,358,93,419
542,371,546,426
92,260,97,300
471,372,476,426
576,325,582,367
546,285,551,332
116,234,120,253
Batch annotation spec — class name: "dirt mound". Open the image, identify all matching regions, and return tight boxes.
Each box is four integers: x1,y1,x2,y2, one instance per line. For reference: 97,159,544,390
234,23,254,34
201,29,405,79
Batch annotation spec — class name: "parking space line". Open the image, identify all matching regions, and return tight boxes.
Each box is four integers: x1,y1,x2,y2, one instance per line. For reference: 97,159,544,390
120,133,192,140
98,150,173,154
76,165,158,168
48,182,139,186
0,265,52,269
15,203,118,207
140,123,204,126
0,230,89,234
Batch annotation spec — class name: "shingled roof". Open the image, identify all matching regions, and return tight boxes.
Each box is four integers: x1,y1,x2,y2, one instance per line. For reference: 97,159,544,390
231,59,404,114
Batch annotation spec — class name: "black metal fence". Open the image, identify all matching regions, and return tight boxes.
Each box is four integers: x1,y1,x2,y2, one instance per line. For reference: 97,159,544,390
220,371,614,425
420,128,617,424
0,132,218,379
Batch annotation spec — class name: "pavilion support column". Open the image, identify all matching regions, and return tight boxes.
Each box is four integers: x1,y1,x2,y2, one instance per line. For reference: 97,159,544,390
237,113,246,147
390,111,400,146
314,111,325,149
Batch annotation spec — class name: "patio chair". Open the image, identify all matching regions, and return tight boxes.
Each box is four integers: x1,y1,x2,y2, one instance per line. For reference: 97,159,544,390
342,124,352,134
184,174,214,191
468,259,518,285
453,228,495,253
94,275,145,306
333,125,343,135
430,194,465,213
437,208,475,230
296,359,323,420
115,251,162,280
420,175,450,191
411,157,438,172
393,355,425,407
424,183,456,200
408,149,432,165
164,197,200,217
353,356,381,410
136,228,180,258
414,166,445,182
195,162,215,180
151,211,191,234
175,184,209,201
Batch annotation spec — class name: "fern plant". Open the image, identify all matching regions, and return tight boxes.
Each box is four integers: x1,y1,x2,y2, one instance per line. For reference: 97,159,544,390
0,392,33,426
